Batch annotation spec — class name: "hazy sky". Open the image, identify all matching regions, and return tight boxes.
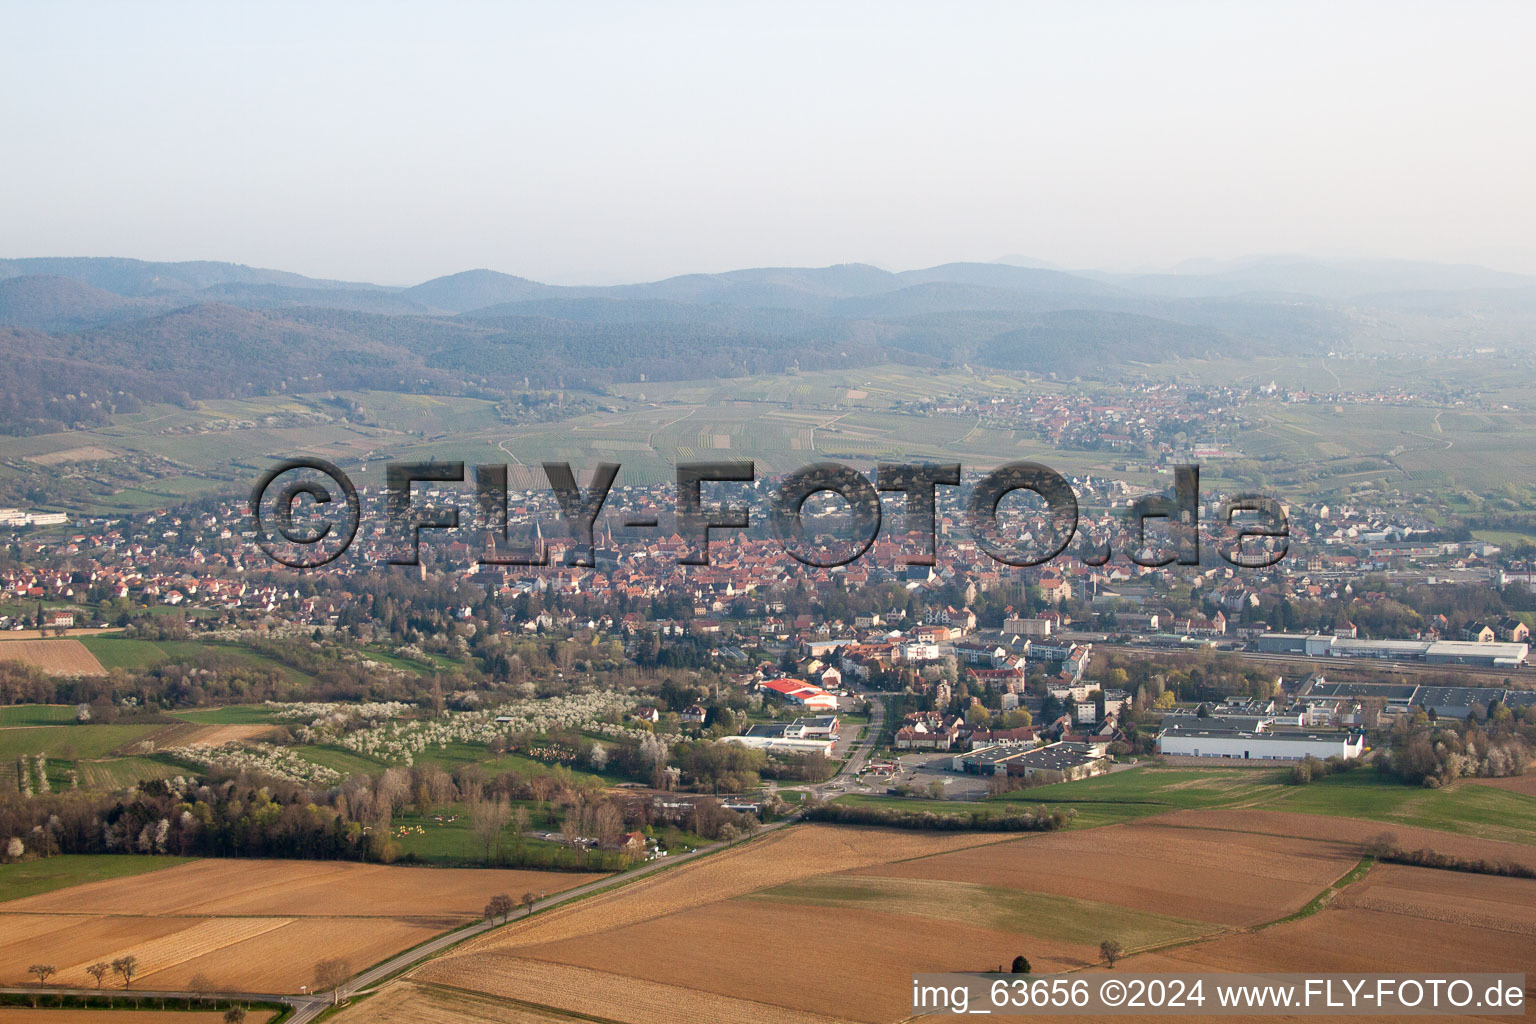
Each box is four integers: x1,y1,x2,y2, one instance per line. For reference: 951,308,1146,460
3,2,1534,285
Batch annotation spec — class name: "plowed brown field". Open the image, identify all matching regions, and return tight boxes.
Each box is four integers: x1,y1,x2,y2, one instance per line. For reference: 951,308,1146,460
0,859,601,993
862,822,1358,926
461,824,1009,952
415,955,861,1024
404,822,1536,1024
0,1012,274,1024
329,979,614,1024
3,858,600,918
1142,808,1536,869
1467,773,1536,798
0,639,104,675
515,900,1094,1022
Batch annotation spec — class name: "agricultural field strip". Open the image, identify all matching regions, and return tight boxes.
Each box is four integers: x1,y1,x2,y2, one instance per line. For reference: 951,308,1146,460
1139,808,1536,864
414,956,863,1024
0,859,602,919
45,916,294,986
329,979,618,1024
0,1013,276,1024
740,874,1216,949
0,640,106,676
419,822,1407,1024
461,826,1016,952
0,860,604,995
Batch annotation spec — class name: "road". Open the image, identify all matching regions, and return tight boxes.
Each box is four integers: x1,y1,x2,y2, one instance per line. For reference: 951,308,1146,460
16,698,889,1023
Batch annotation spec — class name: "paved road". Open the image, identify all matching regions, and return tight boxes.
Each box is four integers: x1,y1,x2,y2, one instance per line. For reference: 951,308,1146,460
4,701,889,1023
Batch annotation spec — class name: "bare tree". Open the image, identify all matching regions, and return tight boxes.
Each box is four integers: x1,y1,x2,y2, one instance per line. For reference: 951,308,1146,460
592,802,624,848
377,767,412,813
522,891,538,917
187,971,214,1005
1099,940,1124,969
85,962,110,989
314,957,350,1006
112,955,138,990
224,1006,248,1024
471,796,512,860
485,893,514,924
28,963,56,986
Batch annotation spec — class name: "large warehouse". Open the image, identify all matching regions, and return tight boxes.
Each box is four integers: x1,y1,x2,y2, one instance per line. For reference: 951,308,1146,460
1157,720,1365,761
1257,633,1528,668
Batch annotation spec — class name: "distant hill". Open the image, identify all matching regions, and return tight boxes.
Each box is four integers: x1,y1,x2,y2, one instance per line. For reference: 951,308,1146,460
0,257,385,297
2,251,1531,434
975,310,1236,376
897,261,1124,295
404,269,559,313
1116,256,1536,300
0,275,162,331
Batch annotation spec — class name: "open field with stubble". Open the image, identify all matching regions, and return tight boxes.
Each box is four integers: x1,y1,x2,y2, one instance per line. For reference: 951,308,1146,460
0,858,603,994
1121,861,1536,976
390,818,1536,1024
0,639,104,675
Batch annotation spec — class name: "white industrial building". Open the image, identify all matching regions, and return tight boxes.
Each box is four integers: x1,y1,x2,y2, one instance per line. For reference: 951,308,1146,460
1258,633,1527,668
1157,720,1364,761
721,716,839,757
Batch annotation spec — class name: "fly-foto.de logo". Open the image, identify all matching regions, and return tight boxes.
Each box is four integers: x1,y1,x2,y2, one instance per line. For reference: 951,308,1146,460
249,459,1289,571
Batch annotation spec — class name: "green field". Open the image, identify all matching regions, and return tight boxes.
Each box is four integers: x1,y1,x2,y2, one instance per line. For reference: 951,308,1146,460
0,704,76,727
745,874,1214,950
384,801,562,864
80,637,316,683
293,744,391,778
1266,772,1536,845
836,765,1536,844
73,754,187,790
1004,766,1288,815
0,854,193,901
170,704,282,725
78,636,173,670
1006,766,1536,844
0,723,160,760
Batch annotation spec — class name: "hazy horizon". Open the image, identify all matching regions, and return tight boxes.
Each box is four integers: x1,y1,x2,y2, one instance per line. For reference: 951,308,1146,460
4,2,1534,285
8,250,1536,291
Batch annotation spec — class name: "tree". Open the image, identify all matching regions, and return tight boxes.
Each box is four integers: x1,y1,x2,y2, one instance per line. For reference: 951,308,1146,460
224,1008,248,1024
28,963,56,986
485,893,514,923
471,796,512,860
85,962,110,989
187,972,214,1005
592,801,624,847
1010,955,1031,974
718,822,739,845
314,958,350,1006
1099,940,1124,968
112,955,139,990
522,890,538,917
